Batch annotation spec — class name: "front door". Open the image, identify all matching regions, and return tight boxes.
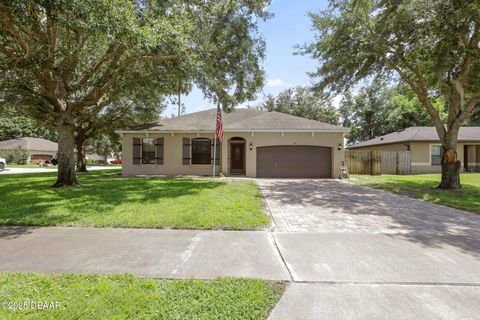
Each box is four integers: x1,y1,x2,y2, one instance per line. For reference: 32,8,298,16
230,143,245,174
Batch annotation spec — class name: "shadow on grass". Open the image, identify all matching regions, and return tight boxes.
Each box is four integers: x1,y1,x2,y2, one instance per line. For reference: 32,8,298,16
0,171,227,226
260,179,480,257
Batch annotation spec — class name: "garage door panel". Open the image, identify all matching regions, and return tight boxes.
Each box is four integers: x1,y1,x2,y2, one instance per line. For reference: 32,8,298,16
256,146,332,178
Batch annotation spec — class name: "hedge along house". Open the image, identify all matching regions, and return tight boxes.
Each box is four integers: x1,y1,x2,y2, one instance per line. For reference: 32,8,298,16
349,127,480,173
116,108,348,178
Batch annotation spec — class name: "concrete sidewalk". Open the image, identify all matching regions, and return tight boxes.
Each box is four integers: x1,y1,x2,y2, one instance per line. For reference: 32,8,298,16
269,283,480,320
1,226,479,319
269,232,480,320
0,227,289,280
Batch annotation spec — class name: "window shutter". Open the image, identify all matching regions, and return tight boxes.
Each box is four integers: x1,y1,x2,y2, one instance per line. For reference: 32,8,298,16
132,137,141,165
155,138,164,165
211,141,221,164
182,138,191,165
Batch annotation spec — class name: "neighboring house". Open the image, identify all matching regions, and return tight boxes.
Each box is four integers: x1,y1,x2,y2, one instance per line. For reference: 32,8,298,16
85,147,116,164
116,108,348,178
349,127,480,173
0,137,57,164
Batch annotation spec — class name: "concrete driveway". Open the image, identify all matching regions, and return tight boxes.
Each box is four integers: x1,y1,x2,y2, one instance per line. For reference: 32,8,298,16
257,179,480,320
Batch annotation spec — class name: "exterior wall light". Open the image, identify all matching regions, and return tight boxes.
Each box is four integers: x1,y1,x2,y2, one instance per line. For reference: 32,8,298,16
338,143,342,151
249,143,253,151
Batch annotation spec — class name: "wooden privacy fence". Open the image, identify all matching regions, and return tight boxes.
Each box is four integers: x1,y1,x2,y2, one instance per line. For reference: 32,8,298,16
345,150,411,175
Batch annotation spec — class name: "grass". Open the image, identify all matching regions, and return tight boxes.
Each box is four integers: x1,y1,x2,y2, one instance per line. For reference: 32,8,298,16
0,170,269,229
0,273,285,320
351,173,480,213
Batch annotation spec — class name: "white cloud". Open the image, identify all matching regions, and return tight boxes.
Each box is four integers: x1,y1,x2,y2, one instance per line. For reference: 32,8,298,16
266,78,287,87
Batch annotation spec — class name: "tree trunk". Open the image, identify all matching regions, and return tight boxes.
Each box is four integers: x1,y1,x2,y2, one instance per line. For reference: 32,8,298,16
438,159,461,189
76,137,88,173
53,114,79,187
437,138,461,190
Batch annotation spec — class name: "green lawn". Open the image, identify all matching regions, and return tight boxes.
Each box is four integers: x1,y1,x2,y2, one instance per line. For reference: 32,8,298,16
0,273,285,320
351,173,480,213
0,170,269,229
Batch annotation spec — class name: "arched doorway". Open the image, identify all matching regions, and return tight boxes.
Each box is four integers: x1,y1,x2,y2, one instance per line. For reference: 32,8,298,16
229,137,246,175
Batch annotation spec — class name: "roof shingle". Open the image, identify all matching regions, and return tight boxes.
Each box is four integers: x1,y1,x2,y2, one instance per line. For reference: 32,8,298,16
118,108,346,132
0,137,58,152
350,127,480,148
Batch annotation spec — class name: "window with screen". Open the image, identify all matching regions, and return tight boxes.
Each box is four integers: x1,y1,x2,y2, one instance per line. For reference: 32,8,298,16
142,138,155,164
192,138,211,165
431,145,442,165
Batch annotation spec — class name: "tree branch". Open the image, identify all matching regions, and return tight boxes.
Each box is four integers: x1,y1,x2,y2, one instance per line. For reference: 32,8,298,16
124,53,183,64
0,5,32,58
75,43,126,88
46,8,58,66
459,91,480,123
58,32,89,80
376,51,446,138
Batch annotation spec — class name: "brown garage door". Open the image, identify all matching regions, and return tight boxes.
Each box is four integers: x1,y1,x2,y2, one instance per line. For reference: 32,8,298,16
256,146,332,178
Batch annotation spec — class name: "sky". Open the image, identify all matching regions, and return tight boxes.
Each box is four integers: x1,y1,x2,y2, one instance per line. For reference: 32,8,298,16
161,0,331,117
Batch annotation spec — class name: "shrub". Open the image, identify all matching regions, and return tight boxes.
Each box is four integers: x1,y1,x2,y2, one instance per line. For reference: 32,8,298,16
4,147,30,164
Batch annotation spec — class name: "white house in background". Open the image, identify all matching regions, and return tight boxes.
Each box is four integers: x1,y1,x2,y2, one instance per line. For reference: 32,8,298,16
85,149,116,164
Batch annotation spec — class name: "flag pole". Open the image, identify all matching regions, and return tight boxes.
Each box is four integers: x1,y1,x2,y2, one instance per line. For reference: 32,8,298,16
213,134,217,178
213,102,218,178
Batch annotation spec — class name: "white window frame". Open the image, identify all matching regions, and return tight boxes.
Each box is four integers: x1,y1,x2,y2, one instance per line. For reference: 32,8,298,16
429,143,442,166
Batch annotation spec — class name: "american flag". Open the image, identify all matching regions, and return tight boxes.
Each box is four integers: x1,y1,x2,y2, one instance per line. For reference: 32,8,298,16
215,104,224,142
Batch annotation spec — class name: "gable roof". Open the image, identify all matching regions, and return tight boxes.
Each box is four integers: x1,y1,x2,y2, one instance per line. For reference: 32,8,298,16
0,137,58,152
350,127,480,148
117,108,348,133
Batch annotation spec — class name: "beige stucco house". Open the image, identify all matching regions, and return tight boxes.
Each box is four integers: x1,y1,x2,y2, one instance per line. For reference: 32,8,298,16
349,127,480,173
117,108,348,178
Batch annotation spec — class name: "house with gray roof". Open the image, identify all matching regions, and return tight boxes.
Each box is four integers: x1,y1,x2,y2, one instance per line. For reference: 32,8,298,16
117,108,348,178
0,137,57,164
349,127,480,173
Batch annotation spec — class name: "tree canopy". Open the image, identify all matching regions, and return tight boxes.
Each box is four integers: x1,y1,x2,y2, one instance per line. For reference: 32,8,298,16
340,81,447,145
0,109,57,142
0,0,271,186
302,0,480,189
258,86,339,125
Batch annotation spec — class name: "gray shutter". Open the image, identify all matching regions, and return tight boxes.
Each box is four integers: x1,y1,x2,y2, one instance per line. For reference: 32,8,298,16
132,137,141,165
211,140,220,164
155,138,164,165
182,138,191,165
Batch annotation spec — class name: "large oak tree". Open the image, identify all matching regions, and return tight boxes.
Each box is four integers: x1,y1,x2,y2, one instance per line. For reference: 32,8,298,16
303,0,480,189
0,0,269,186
